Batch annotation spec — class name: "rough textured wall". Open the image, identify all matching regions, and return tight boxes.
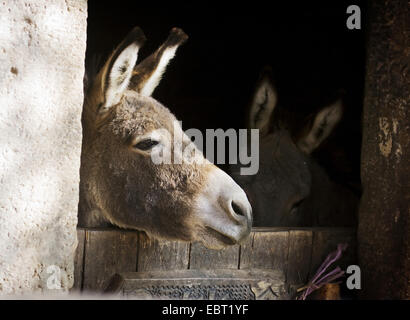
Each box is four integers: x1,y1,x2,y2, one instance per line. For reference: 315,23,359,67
358,0,409,299
0,1,87,294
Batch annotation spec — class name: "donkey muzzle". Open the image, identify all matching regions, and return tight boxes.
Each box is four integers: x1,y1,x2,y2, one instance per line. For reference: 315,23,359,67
194,165,253,247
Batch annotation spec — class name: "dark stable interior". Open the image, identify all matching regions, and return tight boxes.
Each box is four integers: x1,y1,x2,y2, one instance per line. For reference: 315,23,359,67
86,1,366,213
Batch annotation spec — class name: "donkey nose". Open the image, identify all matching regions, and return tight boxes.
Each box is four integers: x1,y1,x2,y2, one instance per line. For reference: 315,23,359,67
231,201,245,217
195,165,253,247
230,199,252,226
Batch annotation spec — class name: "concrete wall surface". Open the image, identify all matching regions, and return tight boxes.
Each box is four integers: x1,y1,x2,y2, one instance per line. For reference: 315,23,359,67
0,0,87,294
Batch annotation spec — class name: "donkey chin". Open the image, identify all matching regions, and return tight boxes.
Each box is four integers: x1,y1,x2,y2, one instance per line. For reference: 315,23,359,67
192,166,253,250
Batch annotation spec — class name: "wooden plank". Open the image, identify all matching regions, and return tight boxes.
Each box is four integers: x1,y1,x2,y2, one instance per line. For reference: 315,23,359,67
106,269,288,300
286,230,313,286
137,232,189,272
72,229,86,291
189,242,240,269
82,229,139,292
78,227,356,294
240,231,290,273
309,228,356,278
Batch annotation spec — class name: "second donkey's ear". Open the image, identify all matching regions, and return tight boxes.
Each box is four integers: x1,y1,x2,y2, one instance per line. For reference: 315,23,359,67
98,27,146,113
247,69,278,135
297,99,343,154
129,27,188,97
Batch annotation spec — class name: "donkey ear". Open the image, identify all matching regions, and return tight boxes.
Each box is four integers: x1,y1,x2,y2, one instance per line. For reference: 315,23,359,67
129,27,188,97
247,70,278,134
98,27,146,113
297,99,343,154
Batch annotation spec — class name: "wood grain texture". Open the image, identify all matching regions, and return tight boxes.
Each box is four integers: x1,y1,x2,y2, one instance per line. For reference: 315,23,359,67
137,232,189,272
82,229,138,291
108,269,287,300
76,227,356,294
72,229,85,291
240,230,289,271
358,0,410,299
287,230,313,286
309,228,356,278
189,242,240,269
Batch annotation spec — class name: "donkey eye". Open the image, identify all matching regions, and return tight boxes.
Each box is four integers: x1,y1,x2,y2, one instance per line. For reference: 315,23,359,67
133,139,159,151
290,199,304,215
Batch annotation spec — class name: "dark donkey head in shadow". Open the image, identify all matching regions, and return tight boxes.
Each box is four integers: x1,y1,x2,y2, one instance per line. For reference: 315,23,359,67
79,27,252,249
231,68,358,227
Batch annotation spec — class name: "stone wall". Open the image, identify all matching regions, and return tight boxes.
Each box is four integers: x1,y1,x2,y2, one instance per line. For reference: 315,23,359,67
0,0,87,294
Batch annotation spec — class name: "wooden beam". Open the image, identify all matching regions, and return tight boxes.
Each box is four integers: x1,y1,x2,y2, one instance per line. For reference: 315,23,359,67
358,0,410,299
137,232,190,272
82,229,138,291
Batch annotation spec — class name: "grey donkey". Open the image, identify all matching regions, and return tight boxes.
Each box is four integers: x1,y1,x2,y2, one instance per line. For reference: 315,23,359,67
79,27,252,249
231,68,357,227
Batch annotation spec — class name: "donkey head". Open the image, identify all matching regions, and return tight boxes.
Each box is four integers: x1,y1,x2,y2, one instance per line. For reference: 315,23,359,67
231,68,348,227
79,27,252,249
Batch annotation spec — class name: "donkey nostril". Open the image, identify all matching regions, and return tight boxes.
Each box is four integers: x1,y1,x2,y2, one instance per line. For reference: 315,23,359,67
231,201,246,217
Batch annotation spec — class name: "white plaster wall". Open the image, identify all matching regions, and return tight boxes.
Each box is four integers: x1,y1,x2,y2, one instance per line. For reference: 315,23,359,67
0,0,87,294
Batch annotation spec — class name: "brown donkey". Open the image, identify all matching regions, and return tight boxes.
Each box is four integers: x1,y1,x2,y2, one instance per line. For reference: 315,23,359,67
231,68,358,227
79,27,252,249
